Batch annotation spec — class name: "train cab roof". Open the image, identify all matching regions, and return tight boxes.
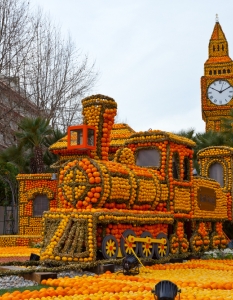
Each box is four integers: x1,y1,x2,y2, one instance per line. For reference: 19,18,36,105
49,123,136,154
124,130,196,148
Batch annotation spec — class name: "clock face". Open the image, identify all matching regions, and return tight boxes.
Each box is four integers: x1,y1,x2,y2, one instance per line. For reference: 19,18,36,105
207,80,233,105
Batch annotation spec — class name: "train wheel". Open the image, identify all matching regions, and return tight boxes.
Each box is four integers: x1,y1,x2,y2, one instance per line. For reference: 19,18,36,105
120,229,139,257
220,236,228,249
179,236,189,253
102,235,118,259
169,234,179,255
190,233,203,253
210,232,221,250
203,236,210,251
138,231,154,258
154,233,169,259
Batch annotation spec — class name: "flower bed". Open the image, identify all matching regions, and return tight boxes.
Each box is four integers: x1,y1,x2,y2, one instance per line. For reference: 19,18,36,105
1,259,233,299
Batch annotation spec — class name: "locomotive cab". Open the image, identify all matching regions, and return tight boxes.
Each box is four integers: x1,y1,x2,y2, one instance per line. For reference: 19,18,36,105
67,125,96,151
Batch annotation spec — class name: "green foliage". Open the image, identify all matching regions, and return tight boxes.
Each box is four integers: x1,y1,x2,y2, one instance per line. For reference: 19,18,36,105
0,284,48,296
0,145,30,173
0,117,64,204
175,127,233,173
43,128,65,172
15,117,53,173
16,117,53,149
0,162,18,206
175,128,196,140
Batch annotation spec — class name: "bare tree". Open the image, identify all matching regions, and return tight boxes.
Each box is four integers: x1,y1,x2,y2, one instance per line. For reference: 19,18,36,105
0,0,33,76
20,9,97,131
0,0,97,148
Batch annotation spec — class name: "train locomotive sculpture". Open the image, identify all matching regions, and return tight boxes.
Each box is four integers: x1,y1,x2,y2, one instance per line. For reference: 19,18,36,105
40,95,232,264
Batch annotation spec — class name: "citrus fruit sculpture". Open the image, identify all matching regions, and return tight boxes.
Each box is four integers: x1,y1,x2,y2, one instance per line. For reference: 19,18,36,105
40,95,231,265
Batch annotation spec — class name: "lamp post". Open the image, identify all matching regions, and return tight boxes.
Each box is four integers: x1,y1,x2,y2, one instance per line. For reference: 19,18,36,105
151,280,181,300
122,254,139,275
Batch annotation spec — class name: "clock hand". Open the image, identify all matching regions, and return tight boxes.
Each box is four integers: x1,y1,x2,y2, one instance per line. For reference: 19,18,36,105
220,85,232,93
210,87,220,92
220,82,224,92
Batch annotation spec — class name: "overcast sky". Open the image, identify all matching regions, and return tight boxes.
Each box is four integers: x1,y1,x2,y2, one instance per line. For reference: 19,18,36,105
30,0,233,133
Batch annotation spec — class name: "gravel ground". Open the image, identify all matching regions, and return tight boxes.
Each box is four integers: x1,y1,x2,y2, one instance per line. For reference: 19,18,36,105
0,270,97,290
0,275,38,289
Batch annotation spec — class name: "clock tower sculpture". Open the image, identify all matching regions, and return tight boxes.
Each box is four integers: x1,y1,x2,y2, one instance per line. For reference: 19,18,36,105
201,15,233,132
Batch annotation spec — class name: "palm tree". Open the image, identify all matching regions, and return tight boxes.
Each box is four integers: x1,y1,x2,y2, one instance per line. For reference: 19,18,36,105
221,109,233,143
15,117,53,173
194,130,232,152
43,128,65,172
0,144,29,173
175,129,232,173
175,128,196,140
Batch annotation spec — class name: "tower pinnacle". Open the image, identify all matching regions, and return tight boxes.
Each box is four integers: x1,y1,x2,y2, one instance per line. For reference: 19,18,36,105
205,20,231,67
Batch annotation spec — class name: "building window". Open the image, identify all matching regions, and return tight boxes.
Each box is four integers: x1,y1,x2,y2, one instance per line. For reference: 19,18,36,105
136,148,161,167
214,70,217,75
213,46,215,51
208,163,224,187
223,69,226,74
227,69,231,73
218,70,221,74
33,194,49,217
222,45,224,51
209,70,212,75
217,45,220,51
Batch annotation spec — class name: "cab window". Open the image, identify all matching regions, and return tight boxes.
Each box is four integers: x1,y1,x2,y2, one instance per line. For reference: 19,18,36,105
172,152,179,179
183,157,190,181
136,149,160,167
208,163,224,187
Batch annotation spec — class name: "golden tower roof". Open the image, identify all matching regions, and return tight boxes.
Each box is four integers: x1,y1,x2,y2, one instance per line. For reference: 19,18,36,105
205,17,232,65
210,20,226,41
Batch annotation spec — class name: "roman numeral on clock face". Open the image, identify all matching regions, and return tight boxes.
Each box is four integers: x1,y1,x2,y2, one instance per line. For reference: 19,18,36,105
207,80,233,105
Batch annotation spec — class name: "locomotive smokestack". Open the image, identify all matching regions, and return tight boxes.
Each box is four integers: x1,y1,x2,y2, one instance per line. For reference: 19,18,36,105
82,94,117,160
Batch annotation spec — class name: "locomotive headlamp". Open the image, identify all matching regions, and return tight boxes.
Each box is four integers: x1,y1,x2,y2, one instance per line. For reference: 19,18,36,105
122,254,139,275
151,280,181,300
51,173,57,180
193,168,198,176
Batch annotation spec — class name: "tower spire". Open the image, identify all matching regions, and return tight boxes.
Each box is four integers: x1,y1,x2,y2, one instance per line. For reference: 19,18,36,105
205,19,231,67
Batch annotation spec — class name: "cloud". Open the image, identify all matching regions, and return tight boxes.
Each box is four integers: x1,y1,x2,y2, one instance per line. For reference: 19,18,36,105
30,0,233,134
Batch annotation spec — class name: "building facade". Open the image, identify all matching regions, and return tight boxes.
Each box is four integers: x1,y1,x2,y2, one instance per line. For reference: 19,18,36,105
0,77,39,149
